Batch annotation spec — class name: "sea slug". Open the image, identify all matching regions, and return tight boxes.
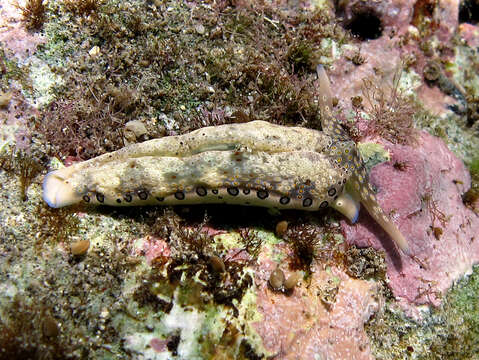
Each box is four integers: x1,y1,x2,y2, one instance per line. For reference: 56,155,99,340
43,66,409,253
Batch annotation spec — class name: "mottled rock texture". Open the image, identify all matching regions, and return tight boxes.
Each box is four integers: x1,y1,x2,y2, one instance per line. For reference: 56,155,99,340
342,131,478,308
253,252,379,360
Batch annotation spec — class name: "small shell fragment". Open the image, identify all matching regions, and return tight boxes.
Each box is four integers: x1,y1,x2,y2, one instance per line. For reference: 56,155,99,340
125,120,148,138
275,220,288,237
89,45,100,57
209,255,226,273
42,316,59,337
70,239,90,256
0,91,12,108
284,271,302,290
124,120,148,143
195,24,206,35
269,267,285,290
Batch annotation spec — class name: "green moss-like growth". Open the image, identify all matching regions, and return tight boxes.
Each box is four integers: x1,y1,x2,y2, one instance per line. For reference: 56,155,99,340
357,142,390,173
63,0,100,16
0,295,72,360
0,49,32,94
367,265,479,359
33,0,347,159
463,157,479,213
428,266,479,358
0,148,43,201
469,157,479,178
33,204,81,248
287,40,317,74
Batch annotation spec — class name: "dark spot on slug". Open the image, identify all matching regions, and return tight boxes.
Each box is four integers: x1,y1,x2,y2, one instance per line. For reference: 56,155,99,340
116,199,121,204
320,200,329,208
82,195,90,203
328,188,337,197
303,198,313,207
257,190,269,200
196,187,207,196
227,187,239,196
280,196,290,205
156,197,164,202
96,193,105,203
243,188,251,195
138,190,148,200
174,191,185,200
124,194,132,202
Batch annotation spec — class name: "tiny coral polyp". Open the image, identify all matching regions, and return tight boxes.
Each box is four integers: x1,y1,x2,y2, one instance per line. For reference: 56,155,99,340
42,66,409,254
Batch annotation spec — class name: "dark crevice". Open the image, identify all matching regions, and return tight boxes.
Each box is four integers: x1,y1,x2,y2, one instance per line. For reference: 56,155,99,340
459,0,479,24
343,6,383,40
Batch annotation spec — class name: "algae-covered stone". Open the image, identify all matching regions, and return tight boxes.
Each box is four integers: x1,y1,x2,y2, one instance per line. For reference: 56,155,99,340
358,142,391,172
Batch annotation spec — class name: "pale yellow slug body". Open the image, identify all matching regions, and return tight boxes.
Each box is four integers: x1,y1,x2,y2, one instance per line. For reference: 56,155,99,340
43,66,409,253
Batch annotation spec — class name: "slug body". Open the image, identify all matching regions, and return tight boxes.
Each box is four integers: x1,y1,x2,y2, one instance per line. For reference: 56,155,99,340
43,66,409,253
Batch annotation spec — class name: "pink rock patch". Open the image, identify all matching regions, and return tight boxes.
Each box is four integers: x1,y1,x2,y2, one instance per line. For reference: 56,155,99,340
458,23,479,48
0,2,46,61
253,259,378,360
341,131,479,307
149,338,168,353
141,236,171,265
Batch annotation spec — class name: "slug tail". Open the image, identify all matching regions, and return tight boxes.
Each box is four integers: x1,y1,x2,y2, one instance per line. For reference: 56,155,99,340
349,172,410,255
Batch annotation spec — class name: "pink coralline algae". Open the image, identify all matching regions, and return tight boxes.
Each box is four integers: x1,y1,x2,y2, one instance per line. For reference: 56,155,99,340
0,2,45,61
140,236,171,265
458,23,479,48
253,254,378,360
341,131,478,307
149,338,168,353
329,0,462,119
